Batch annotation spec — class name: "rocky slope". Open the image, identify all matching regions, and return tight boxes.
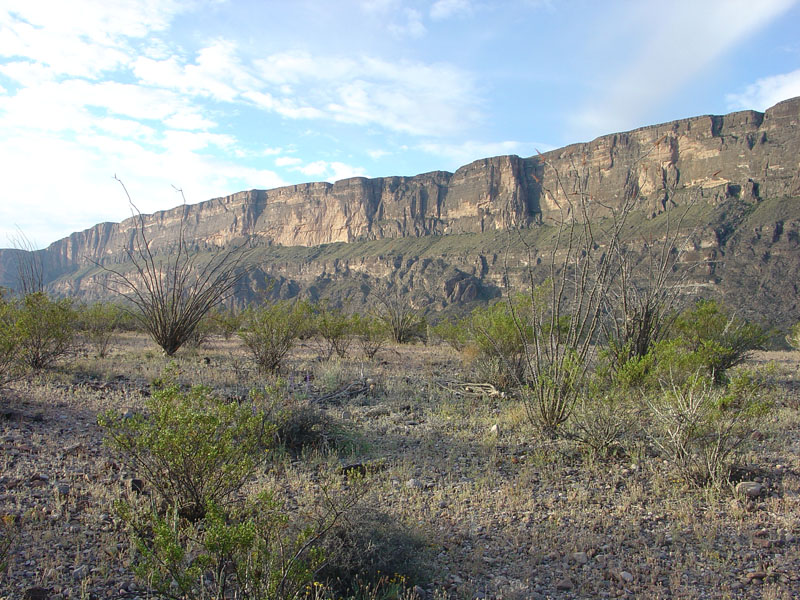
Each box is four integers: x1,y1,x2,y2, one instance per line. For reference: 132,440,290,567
1,97,798,328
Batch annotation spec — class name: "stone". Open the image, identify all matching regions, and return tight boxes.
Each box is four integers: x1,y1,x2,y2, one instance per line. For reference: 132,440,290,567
736,481,764,499
23,587,50,600
618,571,634,584
72,565,89,580
406,478,423,490
55,483,70,497
572,551,589,565
555,577,573,591
489,423,500,437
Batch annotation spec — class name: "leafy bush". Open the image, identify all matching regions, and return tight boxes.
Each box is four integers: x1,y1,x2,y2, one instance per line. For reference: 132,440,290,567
468,297,533,390
102,377,349,599
311,300,357,360
786,321,800,350
210,305,245,340
100,378,273,522
671,299,767,384
120,491,336,600
0,296,23,389
0,513,17,573
76,301,122,358
432,318,469,352
239,301,311,374
15,292,77,369
646,370,771,487
352,313,388,360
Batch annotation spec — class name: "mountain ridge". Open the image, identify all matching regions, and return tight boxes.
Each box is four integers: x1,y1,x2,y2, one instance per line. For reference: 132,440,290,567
1,97,798,328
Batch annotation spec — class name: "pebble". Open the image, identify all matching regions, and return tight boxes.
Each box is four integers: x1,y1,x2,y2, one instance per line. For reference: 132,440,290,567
736,481,763,499
555,577,573,590
572,551,589,565
618,570,634,584
406,478,423,489
72,565,89,580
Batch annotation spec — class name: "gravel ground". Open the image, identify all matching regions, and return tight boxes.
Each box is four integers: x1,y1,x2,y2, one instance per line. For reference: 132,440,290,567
1,340,799,599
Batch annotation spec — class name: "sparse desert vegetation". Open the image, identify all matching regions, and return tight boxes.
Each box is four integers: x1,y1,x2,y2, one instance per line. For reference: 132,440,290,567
1,300,799,599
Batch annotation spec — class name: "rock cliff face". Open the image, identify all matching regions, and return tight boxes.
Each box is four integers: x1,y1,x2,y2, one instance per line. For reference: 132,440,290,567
1,97,798,327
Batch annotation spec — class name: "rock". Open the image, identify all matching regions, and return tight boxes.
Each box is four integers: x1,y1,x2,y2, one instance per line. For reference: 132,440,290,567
413,585,426,598
572,551,589,565
736,481,764,499
555,577,573,590
406,478,423,490
55,483,70,497
129,478,145,494
72,565,89,580
365,407,390,418
23,587,50,600
617,571,634,584
489,423,500,437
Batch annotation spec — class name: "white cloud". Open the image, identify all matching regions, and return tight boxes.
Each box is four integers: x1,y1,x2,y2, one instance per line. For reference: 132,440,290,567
570,0,797,139
726,68,800,111
275,156,303,167
368,149,390,159
430,0,473,20
418,139,546,167
281,159,367,182
388,8,427,38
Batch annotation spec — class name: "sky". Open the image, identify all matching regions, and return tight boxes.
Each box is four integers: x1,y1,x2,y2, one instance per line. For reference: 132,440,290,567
1,0,800,248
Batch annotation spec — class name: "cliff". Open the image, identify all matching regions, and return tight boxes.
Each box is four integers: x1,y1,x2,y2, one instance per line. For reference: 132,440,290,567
1,97,798,328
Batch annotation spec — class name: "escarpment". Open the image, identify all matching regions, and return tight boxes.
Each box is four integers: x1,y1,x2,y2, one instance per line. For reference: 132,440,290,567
1,97,798,328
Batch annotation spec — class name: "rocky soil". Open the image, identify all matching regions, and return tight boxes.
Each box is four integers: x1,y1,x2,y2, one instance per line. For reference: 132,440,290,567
1,337,800,599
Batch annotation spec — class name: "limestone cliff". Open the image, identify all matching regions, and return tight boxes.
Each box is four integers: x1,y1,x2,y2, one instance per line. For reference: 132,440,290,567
1,97,798,328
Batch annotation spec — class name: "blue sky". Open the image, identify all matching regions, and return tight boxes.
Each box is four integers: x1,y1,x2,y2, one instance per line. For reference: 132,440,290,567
1,0,799,247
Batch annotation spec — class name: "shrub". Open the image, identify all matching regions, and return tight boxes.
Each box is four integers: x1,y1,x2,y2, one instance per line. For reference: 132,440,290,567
373,288,424,344
99,378,273,521
210,305,245,340
311,300,357,360
352,313,388,360
568,391,638,458
432,318,469,352
76,301,122,358
15,292,77,370
646,370,771,487
120,492,335,600
671,299,767,384
102,377,347,599
786,321,800,350
0,296,23,389
0,513,17,574
468,296,533,390
239,301,311,374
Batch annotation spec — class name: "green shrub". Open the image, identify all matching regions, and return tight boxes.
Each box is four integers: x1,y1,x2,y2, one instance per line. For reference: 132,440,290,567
786,321,800,350
120,492,333,600
352,313,388,360
100,378,274,521
311,300,357,360
210,305,245,340
646,370,771,487
76,301,122,358
671,299,767,384
0,513,17,573
239,301,311,374
432,318,469,352
15,292,77,369
101,377,349,599
0,296,23,389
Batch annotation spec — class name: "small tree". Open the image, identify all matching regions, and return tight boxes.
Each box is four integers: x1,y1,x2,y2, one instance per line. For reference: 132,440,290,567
352,313,388,360
240,301,311,374
77,301,122,358
311,300,357,360
15,292,76,370
99,179,251,356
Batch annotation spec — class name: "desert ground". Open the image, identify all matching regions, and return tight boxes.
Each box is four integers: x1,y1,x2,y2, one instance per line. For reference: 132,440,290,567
1,334,799,600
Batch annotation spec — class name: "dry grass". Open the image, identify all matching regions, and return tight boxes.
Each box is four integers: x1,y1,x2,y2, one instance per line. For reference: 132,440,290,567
1,338,799,599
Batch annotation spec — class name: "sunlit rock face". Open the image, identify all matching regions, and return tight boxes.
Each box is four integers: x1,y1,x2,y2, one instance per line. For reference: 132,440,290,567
1,98,798,325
